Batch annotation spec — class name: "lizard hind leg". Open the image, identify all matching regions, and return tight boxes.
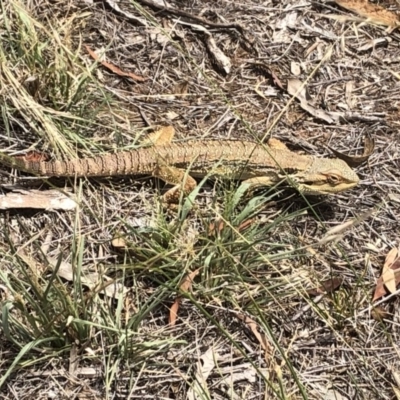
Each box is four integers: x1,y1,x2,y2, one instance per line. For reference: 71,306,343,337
153,165,197,204
266,138,289,151
141,126,175,147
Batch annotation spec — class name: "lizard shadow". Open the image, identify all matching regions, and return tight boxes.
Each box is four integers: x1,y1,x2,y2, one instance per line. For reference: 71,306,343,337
275,190,338,221
1,177,338,222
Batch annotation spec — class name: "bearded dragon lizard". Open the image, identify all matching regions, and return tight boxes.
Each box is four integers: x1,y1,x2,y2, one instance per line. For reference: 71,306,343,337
0,127,359,202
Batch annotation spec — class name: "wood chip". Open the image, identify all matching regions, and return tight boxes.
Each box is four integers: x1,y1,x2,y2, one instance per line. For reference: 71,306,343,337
187,347,216,400
287,78,340,124
174,20,231,75
50,258,128,299
0,189,76,210
104,0,149,26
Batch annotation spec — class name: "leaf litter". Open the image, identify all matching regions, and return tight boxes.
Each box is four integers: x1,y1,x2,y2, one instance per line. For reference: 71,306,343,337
0,0,400,399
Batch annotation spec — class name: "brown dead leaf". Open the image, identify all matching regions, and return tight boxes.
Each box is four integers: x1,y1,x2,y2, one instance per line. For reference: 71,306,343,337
85,45,147,82
237,218,256,232
169,269,200,326
371,306,391,321
236,313,270,352
169,301,180,327
328,135,374,167
249,63,284,90
385,248,400,268
270,68,284,90
334,0,400,31
306,277,343,296
208,219,226,236
382,248,399,294
373,248,400,301
208,218,255,236
373,278,390,302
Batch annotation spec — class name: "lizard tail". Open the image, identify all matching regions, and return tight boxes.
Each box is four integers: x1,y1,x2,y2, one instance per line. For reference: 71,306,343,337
0,151,145,177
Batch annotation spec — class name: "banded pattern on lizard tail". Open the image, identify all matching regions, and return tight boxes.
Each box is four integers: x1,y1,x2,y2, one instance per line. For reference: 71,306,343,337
0,138,359,196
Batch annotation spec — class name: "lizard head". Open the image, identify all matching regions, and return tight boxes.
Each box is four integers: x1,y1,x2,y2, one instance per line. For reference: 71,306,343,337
293,158,360,195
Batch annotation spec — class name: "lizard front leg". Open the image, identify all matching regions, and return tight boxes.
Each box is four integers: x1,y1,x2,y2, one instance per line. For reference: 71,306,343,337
238,176,282,200
241,176,280,190
153,165,197,204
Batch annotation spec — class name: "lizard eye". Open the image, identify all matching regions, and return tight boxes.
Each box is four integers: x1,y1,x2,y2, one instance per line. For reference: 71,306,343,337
327,174,340,185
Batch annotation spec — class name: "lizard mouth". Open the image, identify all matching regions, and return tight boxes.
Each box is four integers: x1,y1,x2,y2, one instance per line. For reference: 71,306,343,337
299,180,359,195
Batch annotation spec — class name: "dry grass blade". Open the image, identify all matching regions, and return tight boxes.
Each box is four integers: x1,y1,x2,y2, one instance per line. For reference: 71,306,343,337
316,209,374,246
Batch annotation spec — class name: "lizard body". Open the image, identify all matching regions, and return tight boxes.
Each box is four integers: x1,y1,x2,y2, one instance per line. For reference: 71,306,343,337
0,136,359,197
